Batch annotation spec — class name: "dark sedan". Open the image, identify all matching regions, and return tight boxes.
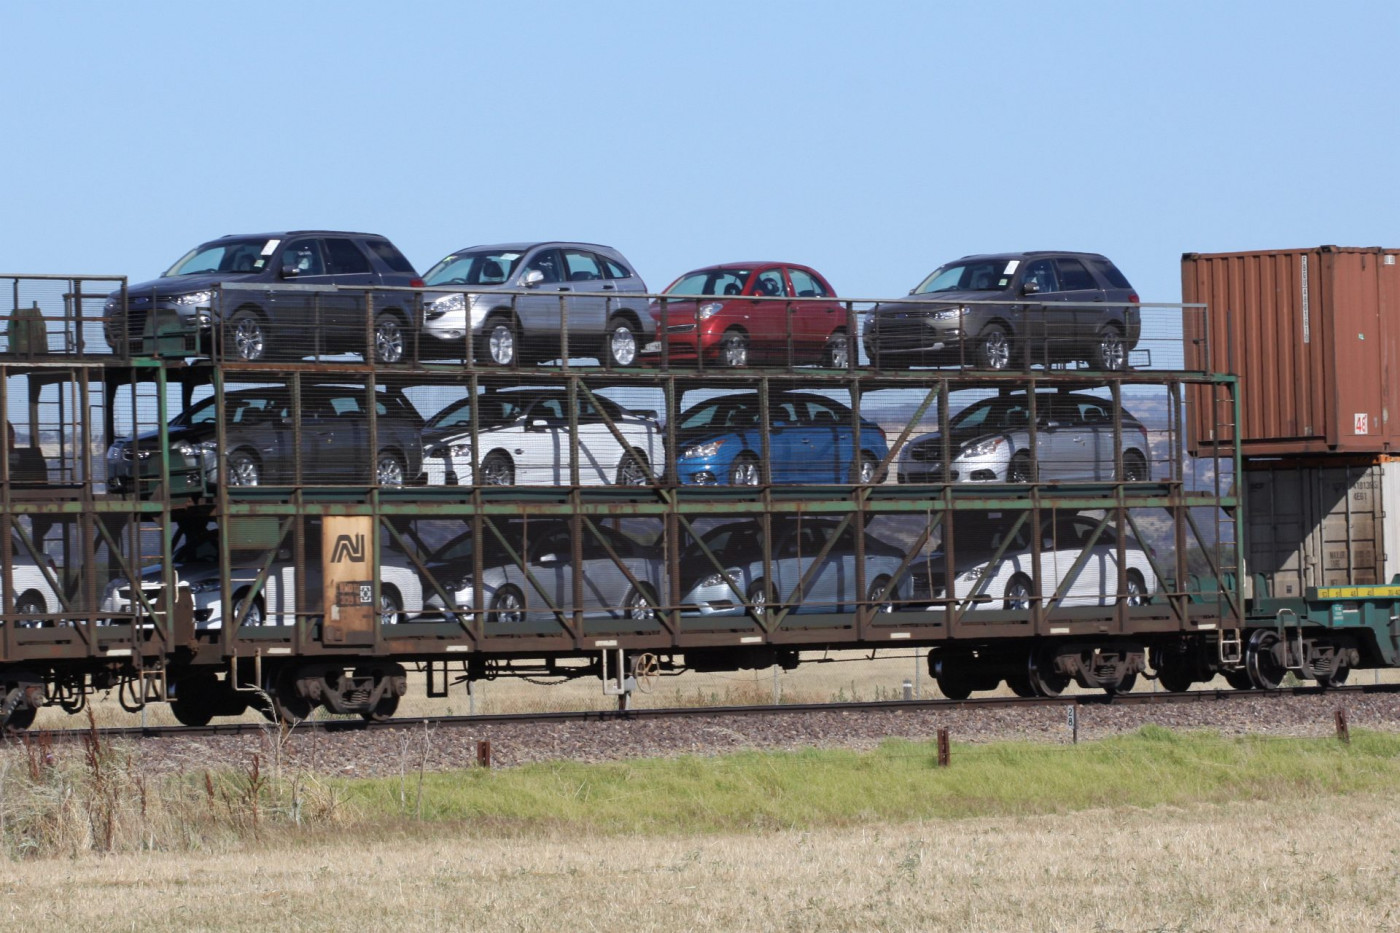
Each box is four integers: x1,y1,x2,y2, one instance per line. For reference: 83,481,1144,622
105,384,425,494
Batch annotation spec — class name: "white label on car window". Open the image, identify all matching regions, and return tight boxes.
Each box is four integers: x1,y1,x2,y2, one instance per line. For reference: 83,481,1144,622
261,239,280,256
1003,260,1020,274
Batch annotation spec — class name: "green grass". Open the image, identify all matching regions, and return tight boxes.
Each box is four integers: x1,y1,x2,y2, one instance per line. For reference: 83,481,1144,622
341,726,1400,834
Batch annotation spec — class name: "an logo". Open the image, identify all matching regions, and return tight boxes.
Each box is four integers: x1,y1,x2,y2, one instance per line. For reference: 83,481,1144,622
331,533,365,563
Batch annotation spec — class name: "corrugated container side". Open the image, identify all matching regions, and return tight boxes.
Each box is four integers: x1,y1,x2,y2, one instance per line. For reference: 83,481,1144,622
1242,459,1396,598
1184,246,1400,456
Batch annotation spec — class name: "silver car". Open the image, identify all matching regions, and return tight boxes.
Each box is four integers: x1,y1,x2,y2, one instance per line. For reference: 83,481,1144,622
419,242,655,367
898,391,1150,484
678,518,911,615
421,520,666,624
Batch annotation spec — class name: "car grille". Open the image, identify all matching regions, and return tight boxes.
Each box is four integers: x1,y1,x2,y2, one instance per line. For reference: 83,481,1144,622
871,316,934,350
907,440,941,462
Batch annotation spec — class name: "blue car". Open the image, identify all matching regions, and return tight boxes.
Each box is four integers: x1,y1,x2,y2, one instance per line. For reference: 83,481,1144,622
673,391,888,485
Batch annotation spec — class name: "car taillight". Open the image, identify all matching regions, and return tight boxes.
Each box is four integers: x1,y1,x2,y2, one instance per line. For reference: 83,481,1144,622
1129,292,1139,304
410,278,425,288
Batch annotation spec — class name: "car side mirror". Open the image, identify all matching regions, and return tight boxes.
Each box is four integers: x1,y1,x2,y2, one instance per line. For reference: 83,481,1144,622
522,269,544,288
1021,280,1040,295
538,552,557,564
280,263,300,280
528,418,550,432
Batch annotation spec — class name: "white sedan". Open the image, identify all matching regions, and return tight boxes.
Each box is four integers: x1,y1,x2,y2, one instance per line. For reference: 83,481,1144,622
1,545,63,624
422,387,664,486
928,512,1156,610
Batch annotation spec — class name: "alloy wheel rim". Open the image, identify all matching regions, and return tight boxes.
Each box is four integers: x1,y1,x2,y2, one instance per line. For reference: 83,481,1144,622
235,320,264,360
489,325,515,365
984,331,1009,369
377,456,404,486
610,328,637,366
376,320,404,363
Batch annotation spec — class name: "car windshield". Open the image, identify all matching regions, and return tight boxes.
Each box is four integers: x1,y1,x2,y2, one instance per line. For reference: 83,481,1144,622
950,397,1031,432
165,238,280,277
677,397,761,432
665,268,751,296
422,250,525,287
912,259,1018,295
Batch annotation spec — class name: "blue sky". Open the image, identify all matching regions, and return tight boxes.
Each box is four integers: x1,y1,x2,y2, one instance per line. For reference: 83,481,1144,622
2,0,1397,306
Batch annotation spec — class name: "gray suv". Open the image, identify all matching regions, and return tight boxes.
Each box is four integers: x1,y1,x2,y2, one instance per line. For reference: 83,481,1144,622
864,251,1140,371
419,241,654,367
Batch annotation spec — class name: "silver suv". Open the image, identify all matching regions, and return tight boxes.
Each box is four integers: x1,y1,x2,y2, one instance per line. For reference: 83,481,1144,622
419,241,654,367
865,251,1140,371
897,390,1150,484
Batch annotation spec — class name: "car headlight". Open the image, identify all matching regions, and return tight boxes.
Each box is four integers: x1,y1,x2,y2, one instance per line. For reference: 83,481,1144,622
174,440,219,458
697,302,723,320
106,444,122,460
174,290,215,307
104,298,119,313
450,574,474,592
956,566,989,583
187,579,221,594
448,443,472,458
426,293,466,320
699,572,727,588
930,307,966,321
682,439,727,460
961,438,1005,458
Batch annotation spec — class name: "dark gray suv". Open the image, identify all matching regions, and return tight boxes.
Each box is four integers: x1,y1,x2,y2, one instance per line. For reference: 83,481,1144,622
104,231,422,363
864,251,1140,371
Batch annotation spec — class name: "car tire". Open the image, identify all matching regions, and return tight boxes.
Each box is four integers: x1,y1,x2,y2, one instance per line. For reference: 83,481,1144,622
615,450,651,486
378,587,404,626
228,308,269,362
1093,325,1128,371
975,324,1010,370
603,315,639,368
1121,451,1148,483
728,453,760,486
15,590,46,628
746,578,777,612
376,450,406,487
233,590,264,627
824,330,850,369
1008,451,1034,484
852,451,880,484
867,574,897,614
227,449,262,486
373,312,406,364
623,583,660,622
1003,573,1033,611
1124,569,1149,606
489,584,526,624
480,451,514,486
719,329,749,368
481,315,519,367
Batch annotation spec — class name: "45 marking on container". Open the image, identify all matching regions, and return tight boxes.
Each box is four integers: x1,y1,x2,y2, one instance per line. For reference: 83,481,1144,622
1355,413,1369,435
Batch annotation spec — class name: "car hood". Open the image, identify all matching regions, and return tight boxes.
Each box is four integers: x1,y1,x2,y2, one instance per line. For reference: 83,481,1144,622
909,425,1014,454
115,273,267,300
872,289,1009,313
111,419,207,450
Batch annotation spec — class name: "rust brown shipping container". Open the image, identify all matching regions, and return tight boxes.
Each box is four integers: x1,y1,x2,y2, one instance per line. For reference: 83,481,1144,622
1183,246,1400,456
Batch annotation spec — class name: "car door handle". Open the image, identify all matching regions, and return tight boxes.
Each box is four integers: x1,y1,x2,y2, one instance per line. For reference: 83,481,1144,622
557,287,571,292
603,284,615,290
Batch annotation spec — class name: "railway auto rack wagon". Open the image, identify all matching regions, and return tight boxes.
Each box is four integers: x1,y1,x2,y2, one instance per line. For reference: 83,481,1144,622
0,271,1389,729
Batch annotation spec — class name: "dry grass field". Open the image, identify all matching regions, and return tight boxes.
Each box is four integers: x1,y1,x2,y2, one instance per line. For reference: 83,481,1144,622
4,795,1398,931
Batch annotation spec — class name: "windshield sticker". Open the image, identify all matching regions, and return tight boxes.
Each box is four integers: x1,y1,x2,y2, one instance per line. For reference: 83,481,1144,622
998,278,1011,287
261,239,280,256
1003,260,1020,274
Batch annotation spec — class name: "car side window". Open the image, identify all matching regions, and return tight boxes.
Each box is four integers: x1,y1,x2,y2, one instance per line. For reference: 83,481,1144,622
364,239,416,275
803,399,842,426
525,249,563,284
532,398,566,422
1077,400,1110,424
562,250,605,283
324,238,372,275
755,269,790,297
1022,259,1058,294
788,268,828,298
281,240,326,277
1055,258,1097,291
1088,257,1133,290
602,257,632,280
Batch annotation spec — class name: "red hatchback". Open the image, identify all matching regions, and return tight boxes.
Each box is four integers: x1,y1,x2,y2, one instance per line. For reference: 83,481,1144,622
649,263,851,367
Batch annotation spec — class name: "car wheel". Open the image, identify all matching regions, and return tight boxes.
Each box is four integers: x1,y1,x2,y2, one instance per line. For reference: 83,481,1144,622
229,309,269,362
615,450,651,486
1121,451,1148,482
1008,451,1034,484
1124,569,1148,606
867,574,897,613
490,584,526,624
480,451,514,486
852,451,880,484
728,453,760,486
379,588,404,626
374,312,406,364
719,329,749,368
481,315,519,367
975,324,1010,370
233,590,264,627
825,330,850,369
603,315,639,368
14,590,46,627
1003,573,1033,611
227,449,261,486
746,578,776,612
376,450,406,487
623,583,660,622
1093,325,1127,371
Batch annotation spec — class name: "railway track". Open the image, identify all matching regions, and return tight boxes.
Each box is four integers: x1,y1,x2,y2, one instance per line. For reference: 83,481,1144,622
21,681,1399,743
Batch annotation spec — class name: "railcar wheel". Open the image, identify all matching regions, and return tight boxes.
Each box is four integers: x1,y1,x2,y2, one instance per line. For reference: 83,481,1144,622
170,673,217,727
1005,669,1037,698
1318,663,1350,689
2,702,37,733
361,691,400,723
1155,662,1194,693
1027,651,1070,697
1223,669,1255,691
1245,629,1288,690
